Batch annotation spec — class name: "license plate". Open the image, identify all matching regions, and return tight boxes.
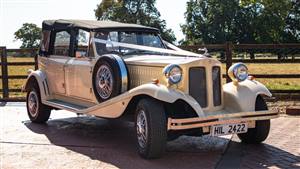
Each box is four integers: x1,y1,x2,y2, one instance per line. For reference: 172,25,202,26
211,123,248,136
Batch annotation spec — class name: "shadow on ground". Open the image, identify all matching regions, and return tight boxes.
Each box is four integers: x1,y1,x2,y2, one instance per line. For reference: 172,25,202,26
217,135,300,169
24,116,227,169
23,116,299,169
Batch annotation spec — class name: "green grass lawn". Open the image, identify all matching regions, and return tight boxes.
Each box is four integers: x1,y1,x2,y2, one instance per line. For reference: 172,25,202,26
1,57,300,98
221,63,300,90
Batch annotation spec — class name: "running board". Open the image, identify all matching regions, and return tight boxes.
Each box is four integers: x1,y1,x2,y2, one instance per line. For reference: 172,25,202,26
45,99,89,112
43,94,132,118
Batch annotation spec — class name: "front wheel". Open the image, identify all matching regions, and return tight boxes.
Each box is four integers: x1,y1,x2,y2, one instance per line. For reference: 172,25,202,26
237,96,270,143
135,98,167,159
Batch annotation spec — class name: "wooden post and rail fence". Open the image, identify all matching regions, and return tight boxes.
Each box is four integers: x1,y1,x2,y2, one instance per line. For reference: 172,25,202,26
1,43,300,102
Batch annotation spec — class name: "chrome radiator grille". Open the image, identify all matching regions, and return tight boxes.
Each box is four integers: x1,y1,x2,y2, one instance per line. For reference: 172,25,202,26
212,66,222,106
189,67,207,107
189,66,222,108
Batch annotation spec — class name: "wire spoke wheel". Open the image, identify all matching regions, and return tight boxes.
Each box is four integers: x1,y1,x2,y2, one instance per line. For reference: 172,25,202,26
26,85,51,123
95,65,113,100
135,98,167,159
136,109,148,148
28,91,39,117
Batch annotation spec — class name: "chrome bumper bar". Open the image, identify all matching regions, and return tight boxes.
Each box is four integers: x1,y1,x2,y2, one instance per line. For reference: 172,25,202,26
167,110,279,130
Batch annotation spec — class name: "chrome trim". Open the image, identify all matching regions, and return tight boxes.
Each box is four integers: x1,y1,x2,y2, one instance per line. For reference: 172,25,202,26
42,81,47,96
167,110,279,130
44,79,50,95
163,64,183,85
108,54,128,93
95,64,114,99
28,91,39,117
136,109,148,148
228,62,248,82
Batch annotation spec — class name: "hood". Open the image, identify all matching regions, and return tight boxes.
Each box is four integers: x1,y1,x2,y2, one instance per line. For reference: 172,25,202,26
124,55,208,67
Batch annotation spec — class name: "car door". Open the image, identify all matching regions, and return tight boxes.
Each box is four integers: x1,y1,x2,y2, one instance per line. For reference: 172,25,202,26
64,29,95,101
45,30,71,95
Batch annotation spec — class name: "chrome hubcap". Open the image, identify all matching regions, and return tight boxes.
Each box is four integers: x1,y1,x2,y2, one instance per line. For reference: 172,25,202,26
136,109,148,148
28,91,38,117
95,65,113,99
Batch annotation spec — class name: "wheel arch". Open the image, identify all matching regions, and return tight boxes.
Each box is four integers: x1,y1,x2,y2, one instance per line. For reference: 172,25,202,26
122,94,199,120
24,76,39,92
23,70,49,102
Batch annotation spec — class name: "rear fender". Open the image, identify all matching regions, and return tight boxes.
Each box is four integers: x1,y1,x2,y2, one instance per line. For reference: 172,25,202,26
23,70,49,101
223,79,271,112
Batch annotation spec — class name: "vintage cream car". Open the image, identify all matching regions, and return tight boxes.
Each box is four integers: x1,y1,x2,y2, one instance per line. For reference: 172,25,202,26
23,19,279,159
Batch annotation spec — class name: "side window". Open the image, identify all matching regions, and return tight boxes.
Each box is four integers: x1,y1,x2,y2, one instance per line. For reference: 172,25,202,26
40,30,51,56
94,31,119,55
76,29,90,58
53,31,70,56
95,32,109,55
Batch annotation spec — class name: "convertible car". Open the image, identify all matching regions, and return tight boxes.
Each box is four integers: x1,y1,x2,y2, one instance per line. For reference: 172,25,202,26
23,19,279,159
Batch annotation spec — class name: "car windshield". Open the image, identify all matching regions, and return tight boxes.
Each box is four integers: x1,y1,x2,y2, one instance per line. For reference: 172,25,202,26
94,31,165,56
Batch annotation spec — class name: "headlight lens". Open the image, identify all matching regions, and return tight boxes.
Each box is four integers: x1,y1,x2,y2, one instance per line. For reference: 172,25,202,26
163,64,183,85
228,63,248,82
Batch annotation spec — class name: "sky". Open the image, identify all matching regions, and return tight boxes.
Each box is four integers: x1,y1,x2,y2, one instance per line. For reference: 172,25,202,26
0,0,188,48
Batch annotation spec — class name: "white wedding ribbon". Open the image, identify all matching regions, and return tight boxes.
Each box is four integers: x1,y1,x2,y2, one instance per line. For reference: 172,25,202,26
93,38,204,58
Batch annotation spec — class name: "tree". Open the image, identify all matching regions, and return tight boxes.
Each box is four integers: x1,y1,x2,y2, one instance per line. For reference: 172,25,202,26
95,0,176,42
14,23,41,48
240,0,293,43
285,0,300,42
181,0,242,45
181,0,298,45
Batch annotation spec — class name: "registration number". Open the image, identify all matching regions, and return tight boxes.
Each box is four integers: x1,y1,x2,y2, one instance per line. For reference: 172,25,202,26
211,123,248,136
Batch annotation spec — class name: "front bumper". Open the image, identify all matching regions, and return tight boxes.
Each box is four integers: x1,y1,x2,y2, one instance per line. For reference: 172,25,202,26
167,109,279,130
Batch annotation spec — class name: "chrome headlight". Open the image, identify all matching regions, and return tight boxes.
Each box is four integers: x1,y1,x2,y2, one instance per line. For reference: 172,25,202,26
163,64,183,85
228,63,248,82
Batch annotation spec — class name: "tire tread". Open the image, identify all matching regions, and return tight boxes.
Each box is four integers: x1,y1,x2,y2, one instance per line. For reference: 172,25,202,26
136,98,167,159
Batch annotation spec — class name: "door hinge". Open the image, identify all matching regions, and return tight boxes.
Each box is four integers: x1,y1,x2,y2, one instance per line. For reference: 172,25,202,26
62,83,65,88
90,88,92,93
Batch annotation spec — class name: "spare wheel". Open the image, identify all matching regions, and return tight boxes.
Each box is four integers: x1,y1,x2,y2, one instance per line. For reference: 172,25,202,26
92,55,128,103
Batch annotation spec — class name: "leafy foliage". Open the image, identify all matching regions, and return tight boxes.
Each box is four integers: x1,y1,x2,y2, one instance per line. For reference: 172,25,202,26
95,0,176,42
14,23,41,48
181,0,300,45
285,0,300,42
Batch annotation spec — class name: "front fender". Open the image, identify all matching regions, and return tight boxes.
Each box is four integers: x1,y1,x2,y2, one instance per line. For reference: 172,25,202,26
84,83,205,118
128,84,205,117
23,70,49,101
223,79,271,112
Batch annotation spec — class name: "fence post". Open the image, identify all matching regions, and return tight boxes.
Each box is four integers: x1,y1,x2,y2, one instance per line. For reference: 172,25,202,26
1,46,9,99
225,42,233,83
32,49,38,70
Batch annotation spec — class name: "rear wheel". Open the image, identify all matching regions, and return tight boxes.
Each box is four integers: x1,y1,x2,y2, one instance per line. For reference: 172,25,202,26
26,85,51,123
237,96,270,144
135,98,167,159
